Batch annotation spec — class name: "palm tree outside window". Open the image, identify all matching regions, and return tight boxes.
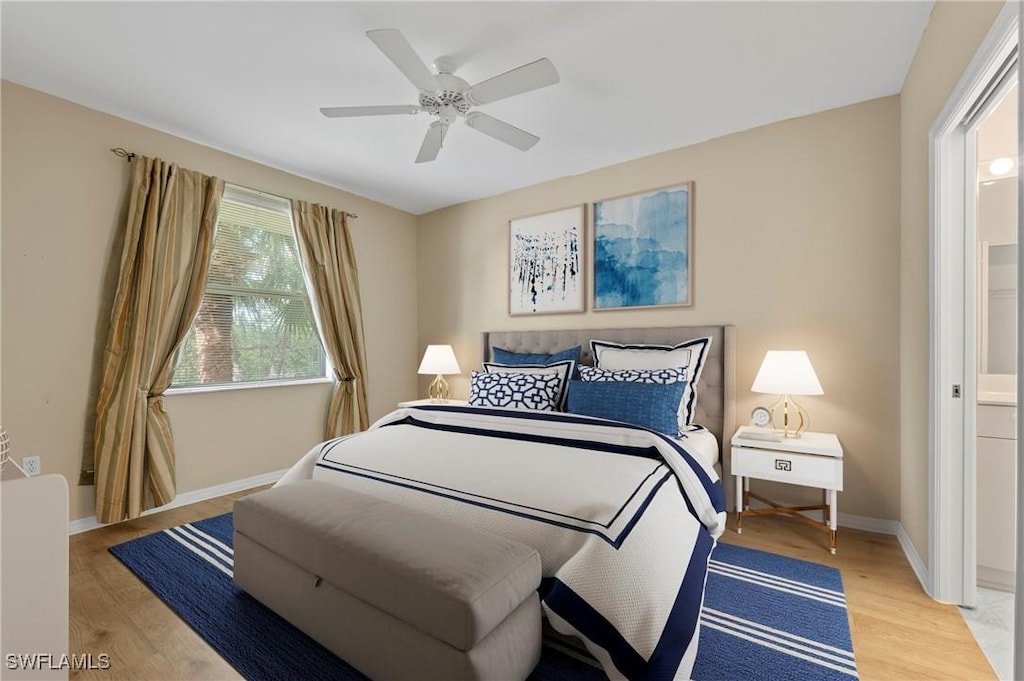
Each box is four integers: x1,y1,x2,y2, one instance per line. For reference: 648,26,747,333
170,184,327,388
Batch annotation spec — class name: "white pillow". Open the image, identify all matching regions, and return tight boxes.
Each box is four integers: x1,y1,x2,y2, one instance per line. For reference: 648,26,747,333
590,338,713,426
592,344,692,370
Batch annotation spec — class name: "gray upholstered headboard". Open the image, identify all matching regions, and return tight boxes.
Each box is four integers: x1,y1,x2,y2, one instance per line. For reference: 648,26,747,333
482,325,735,448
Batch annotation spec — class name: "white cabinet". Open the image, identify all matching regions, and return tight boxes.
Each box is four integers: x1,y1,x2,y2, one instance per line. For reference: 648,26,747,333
977,403,1017,591
1,474,69,680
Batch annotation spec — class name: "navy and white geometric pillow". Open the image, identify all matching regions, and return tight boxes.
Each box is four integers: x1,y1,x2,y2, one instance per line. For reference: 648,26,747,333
482,360,576,411
469,371,562,411
578,365,687,384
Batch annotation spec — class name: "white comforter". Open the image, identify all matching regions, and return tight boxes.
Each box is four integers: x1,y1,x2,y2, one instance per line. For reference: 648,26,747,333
277,405,726,681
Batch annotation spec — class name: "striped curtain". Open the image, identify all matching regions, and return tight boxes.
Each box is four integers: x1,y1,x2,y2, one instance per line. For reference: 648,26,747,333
291,201,369,438
93,157,224,523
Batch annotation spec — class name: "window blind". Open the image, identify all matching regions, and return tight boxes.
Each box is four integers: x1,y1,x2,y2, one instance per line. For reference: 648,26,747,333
171,185,326,388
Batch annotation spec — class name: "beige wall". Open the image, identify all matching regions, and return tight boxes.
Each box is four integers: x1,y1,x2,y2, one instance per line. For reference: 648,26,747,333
1,81,419,523
417,97,902,520
899,1,1004,565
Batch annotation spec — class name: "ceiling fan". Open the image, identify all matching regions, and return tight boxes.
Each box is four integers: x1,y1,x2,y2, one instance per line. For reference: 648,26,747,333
320,29,559,163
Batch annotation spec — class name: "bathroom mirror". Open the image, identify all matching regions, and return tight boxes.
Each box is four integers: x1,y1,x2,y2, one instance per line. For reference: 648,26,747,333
980,241,1017,375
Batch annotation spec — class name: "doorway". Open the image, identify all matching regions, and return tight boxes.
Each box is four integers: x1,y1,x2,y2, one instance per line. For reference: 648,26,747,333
929,1,1016,608
962,78,1018,681
974,82,1018,597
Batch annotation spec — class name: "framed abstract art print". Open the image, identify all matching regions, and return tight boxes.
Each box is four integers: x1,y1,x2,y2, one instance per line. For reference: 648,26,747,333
592,182,693,310
508,205,585,315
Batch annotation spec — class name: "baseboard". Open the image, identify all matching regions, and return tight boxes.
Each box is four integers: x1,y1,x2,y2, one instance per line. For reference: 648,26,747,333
741,499,932,594
69,468,287,535
896,524,932,597
744,499,900,534
977,565,1015,592
834,511,901,535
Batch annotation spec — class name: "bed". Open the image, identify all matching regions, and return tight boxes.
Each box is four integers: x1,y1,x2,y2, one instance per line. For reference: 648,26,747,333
276,325,736,681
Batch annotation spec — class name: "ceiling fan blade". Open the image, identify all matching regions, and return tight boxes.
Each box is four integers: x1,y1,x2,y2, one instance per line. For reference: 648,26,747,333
466,58,559,106
464,112,539,151
319,105,419,118
415,121,448,163
366,29,440,93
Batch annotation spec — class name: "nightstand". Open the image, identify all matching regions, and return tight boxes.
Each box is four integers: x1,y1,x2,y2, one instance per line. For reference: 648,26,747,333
397,399,469,408
731,427,844,554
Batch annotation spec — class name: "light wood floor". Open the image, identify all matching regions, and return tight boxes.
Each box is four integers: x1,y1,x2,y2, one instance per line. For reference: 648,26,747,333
69,489,998,681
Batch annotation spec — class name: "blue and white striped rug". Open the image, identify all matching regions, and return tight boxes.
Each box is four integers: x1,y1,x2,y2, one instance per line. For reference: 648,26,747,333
110,513,857,680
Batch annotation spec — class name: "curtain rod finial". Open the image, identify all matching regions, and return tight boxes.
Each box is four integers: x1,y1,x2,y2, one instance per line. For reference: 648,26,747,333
110,147,136,162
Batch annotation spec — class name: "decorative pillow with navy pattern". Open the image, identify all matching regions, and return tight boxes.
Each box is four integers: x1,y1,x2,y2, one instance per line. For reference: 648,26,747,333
578,365,688,385
483,360,576,411
469,370,562,411
566,380,688,437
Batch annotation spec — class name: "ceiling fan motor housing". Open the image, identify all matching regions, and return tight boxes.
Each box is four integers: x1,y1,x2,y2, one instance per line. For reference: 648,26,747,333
419,73,471,121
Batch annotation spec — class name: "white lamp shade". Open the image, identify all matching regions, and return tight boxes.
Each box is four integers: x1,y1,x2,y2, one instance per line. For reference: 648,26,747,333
417,345,461,375
751,350,823,396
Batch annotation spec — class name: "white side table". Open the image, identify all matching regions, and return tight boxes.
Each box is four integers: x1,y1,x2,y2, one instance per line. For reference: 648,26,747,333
397,399,469,408
731,427,844,554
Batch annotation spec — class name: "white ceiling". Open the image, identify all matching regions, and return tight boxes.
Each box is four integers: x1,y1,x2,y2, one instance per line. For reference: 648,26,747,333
2,1,934,215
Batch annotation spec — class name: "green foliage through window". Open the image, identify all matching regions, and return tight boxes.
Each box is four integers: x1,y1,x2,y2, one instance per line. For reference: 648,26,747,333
171,185,326,388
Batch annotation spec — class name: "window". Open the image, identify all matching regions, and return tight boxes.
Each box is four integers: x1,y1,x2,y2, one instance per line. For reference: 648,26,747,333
170,184,326,389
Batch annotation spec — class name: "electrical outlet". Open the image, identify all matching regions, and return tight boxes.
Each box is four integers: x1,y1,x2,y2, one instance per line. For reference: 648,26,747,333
21,456,40,477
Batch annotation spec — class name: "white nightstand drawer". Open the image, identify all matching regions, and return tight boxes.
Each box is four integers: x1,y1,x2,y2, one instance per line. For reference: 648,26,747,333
732,446,843,490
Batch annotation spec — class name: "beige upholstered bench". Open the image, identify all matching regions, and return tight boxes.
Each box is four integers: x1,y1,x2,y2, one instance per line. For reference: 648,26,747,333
233,480,543,681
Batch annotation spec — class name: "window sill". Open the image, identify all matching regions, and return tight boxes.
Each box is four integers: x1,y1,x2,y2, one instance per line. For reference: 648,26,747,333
165,377,333,396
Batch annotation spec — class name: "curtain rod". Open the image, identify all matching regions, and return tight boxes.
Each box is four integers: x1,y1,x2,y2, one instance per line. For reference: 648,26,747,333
109,147,358,219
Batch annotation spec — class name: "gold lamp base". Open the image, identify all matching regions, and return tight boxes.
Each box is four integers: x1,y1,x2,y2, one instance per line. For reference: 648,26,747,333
768,394,809,438
427,374,452,403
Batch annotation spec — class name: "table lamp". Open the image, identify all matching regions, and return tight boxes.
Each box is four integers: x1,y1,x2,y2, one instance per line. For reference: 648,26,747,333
418,345,461,403
751,350,823,438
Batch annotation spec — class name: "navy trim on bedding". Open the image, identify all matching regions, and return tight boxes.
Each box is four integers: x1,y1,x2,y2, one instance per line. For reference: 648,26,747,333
314,458,671,549
317,442,666,530
403,404,724,511
681,337,711,426
649,528,715,674
545,579,647,678
379,414,666,459
544,528,715,680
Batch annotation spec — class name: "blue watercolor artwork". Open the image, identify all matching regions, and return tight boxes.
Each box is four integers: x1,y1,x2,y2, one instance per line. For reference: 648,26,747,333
593,184,691,309
509,206,584,315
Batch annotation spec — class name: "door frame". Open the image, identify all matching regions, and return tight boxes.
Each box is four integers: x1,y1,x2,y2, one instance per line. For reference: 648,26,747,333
929,1,1018,606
